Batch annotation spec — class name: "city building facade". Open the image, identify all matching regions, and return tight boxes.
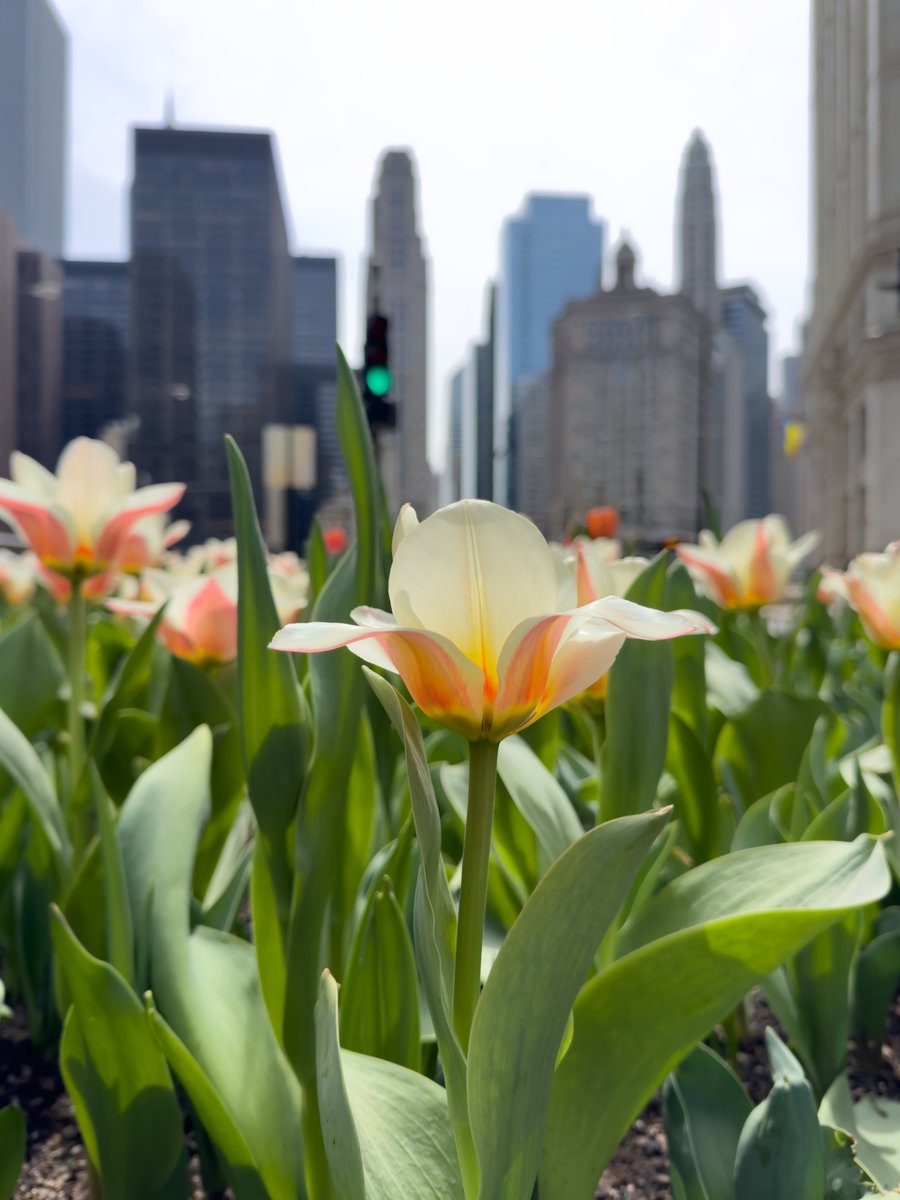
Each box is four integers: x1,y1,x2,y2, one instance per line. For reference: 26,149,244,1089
365,149,432,516
495,194,604,504
0,0,68,257
805,0,900,562
548,242,706,546
129,125,292,541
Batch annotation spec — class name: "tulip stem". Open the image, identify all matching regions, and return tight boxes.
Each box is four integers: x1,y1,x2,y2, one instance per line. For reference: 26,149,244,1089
67,578,86,794
747,608,774,686
453,738,499,1053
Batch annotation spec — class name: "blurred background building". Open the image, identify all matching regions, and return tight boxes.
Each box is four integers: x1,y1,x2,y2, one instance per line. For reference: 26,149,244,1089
365,149,432,516
61,259,129,444
805,0,900,562
0,0,68,259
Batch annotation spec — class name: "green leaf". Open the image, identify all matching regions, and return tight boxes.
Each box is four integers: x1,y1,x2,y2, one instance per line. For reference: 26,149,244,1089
715,691,830,811
92,766,134,986
666,712,720,863
819,1075,900,1193
539,835,891,1199
0,1105,26,1200
664,1043,752,1200
92,605,165,766
468,810,669,1200
734,1029,825,1200
340,876,420,1070
764,914,860,1097
117,728,305,1200
0,613,64,737
852,913,900,1046
364,669,476,1195
497,735,583,871
316,972,463,1200
51,909,187,1200
704,641,759,719
0,705,71,884
599,555,673,821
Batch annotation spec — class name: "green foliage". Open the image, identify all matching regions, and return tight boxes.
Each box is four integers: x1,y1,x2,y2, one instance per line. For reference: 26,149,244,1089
0,1105,26,1200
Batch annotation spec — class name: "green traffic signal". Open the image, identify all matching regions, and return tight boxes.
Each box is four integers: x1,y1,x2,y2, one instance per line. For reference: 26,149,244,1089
365,365,392,396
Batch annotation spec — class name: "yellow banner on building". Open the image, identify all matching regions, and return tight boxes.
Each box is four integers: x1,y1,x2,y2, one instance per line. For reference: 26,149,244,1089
784,420,807,459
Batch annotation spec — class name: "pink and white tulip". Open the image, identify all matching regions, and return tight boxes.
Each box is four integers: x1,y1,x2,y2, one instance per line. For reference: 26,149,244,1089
0,438,185,592
820,543,900,650
271,500,714,742
118,514,191,574
676,516,819,610
0,549,38,606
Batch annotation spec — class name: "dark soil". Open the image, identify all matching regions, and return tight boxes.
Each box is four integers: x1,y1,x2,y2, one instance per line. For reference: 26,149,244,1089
2,992,898,1199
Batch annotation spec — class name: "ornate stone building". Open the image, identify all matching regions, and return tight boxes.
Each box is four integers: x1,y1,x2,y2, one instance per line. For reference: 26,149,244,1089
548,243,707,545
805,0,900,562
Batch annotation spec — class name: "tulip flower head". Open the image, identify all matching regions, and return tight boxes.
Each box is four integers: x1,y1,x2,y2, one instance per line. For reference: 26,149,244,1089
0,549,38,606
118,514,192,574
676,516,819,610
0,439,185,593
271,500,713,742
820,543,900,650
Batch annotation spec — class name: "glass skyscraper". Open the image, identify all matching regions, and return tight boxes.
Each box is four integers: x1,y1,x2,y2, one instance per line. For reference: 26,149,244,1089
0,0,68,257
129,126,291,539
721,284,770,519
495,194,604,503
61,260,129,444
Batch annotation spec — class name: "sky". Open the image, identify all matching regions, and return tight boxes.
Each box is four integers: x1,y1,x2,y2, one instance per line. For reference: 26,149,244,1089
56,0,811,470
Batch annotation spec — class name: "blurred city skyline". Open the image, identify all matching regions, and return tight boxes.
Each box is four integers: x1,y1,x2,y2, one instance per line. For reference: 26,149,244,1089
55,0,810,466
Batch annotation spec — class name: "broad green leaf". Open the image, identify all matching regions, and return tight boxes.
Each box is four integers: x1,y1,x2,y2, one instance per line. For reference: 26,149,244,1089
852,912,900,1046
734,1029,825,1200
92,766,134,986
0,705,71,884
599,555,673,821
539,836,891,1199
0,612,64,737
364,669,475,1195
664,1043,752,1200
147,1002,270,1200
340,876,420,1070
820,1075,900,1193
92,605,165,766
666,562,709,746
821,1125,871,1200
882,651,900,794
51,910,187,1200
316,972,463,1200
704,641,758,718
283,357,382,1080
468,810,669,1200
117,728,305,1200
0,1105,26,1200
715,691,830,811
666,712,720,863
497,735,583,870
764,914,861,1097
663,1079,708,1200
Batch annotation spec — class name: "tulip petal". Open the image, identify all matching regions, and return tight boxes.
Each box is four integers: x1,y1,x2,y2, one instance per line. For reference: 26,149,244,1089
0,483,75,564
747,519,778,603
56,437,127,545
10,451,58,500
388,499,559,677
163,519,192,549
185,577,238,663
582,596,716,639
391,503,419,557
675,543,739,607
271,618,486,738
787,530,820,568
95,483,186,564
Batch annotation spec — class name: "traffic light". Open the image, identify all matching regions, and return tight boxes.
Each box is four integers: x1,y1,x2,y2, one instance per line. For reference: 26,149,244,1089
363,313,396,429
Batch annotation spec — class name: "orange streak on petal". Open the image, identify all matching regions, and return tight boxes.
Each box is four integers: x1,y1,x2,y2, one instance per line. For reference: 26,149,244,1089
492,614,572,739
376,630,485,740
747,521,777,605
0,495,73,564
846,577,900,649
575,543,596,605
183,578,238,664
675,547,740,608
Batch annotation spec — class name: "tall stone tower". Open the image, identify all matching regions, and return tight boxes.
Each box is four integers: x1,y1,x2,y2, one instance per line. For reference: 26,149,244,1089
676,131,718,324
365,149,432,516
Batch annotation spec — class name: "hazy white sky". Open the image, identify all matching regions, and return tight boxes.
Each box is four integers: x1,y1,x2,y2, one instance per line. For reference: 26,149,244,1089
57,0,811,467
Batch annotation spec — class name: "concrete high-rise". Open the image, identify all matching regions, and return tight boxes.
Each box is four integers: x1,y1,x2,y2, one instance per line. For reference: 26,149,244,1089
495,194,604,504
129,126,292,541
365,149,432,515
0,0,68,257
805,1,900,561
0,209,63,473
676,131,718,324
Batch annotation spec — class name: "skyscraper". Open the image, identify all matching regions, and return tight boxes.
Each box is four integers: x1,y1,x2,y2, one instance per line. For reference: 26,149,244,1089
495,194,604,504
806,1,900,561
721,285,770,519
129,126,292,540
291,255,339,494
0,0,68,257
61,260,129,444
676,131,718,324
365,149,431,515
